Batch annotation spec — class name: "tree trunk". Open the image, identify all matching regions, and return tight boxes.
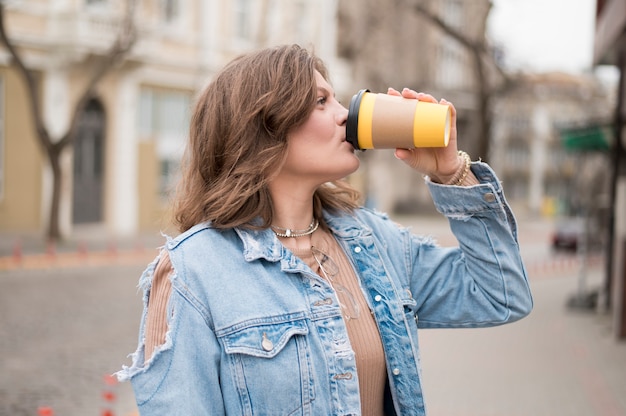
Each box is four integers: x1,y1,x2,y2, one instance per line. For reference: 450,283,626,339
47,146,63,241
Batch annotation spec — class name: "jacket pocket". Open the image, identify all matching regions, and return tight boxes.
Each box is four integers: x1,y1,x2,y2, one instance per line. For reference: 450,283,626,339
220,319,315,415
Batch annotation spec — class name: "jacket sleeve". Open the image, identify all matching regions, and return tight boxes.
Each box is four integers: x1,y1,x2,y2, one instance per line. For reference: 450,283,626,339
117,251,226,415
410,162,533,328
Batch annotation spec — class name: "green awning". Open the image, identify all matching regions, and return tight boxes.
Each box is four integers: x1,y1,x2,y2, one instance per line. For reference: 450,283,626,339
560,125,611,151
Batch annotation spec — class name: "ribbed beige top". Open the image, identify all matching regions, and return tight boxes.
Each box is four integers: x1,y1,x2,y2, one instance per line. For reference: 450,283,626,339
144,229,387,415
144,254,172,362
294,229,387,416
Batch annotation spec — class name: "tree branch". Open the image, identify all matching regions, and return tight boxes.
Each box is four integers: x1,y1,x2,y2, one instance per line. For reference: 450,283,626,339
410,0,511,88
0,3,52,152
413,1,481,51
58,0,138,150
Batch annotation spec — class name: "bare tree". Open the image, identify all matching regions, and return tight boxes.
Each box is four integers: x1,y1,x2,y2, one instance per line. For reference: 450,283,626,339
410,0,512,161
0,1,137,241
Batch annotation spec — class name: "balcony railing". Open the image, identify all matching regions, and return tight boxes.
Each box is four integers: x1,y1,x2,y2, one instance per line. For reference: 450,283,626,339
48,9,126,54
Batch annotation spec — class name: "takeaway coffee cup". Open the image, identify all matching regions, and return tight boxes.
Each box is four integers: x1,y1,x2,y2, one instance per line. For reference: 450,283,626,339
346,89,451,150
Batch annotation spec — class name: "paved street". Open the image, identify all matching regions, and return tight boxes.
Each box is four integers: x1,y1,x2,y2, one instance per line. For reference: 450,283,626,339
421,272,626,416
1,215,625,415
0,264,146,416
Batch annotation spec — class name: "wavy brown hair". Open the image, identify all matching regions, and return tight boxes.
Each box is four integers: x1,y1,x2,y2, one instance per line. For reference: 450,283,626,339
174,45,360,232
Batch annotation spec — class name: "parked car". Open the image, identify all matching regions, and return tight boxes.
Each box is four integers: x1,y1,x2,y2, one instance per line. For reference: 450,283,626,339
551,218,584,252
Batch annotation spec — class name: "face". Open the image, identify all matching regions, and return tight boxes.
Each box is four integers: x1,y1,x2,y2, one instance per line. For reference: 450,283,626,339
277,71,359,188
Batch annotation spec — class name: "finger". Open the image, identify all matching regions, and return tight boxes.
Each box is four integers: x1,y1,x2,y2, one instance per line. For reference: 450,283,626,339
440,98,456,116
394,148,414,162
416,92,437,103
394,148,423,172
395,148,407,158
387,87,401,96
401,88,418,99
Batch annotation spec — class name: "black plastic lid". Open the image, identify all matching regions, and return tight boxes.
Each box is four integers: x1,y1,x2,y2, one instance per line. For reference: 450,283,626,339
346,89,369,150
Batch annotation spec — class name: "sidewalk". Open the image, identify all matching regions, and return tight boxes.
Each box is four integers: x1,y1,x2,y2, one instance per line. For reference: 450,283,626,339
420,268,626,416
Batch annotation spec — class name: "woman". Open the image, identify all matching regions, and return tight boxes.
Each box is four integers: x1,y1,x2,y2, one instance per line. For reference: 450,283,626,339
118,44,532,416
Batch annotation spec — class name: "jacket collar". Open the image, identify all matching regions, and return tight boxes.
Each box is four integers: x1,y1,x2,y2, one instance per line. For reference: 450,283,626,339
235,209,373,262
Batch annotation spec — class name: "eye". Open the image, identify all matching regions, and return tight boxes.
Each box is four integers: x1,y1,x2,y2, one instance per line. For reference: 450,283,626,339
316,96,327,106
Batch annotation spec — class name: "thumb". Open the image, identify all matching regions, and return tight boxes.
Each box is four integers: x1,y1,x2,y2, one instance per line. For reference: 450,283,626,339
394,148,409,160
394,148,419,169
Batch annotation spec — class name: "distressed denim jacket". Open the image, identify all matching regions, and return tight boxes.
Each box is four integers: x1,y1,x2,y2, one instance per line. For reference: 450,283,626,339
118,162,533,416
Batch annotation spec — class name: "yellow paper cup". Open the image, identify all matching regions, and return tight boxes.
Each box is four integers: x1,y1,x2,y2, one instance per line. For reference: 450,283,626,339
346,89,451,150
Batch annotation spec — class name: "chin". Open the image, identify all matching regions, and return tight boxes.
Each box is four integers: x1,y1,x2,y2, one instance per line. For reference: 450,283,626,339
324,163,359,183
343,157,360,176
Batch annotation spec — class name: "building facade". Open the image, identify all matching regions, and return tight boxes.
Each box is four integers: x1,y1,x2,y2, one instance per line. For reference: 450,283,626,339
490,72,614,217
0,0,348,238
3,0,617,246
593,0,626,338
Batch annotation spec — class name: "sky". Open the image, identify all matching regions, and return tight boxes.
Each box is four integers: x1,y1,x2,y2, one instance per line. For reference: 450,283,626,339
487,0,597,74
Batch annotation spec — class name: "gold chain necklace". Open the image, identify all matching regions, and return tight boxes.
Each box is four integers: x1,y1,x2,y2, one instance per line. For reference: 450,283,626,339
271,219,319,238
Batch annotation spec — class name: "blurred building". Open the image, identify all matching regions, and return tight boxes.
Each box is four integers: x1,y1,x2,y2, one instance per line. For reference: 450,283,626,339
0,0,347,238
4,0,617,248
490,72,614,218
593,0,626,339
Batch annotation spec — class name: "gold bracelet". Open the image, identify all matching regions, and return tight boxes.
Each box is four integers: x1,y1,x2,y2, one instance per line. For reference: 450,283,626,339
444,151,471,186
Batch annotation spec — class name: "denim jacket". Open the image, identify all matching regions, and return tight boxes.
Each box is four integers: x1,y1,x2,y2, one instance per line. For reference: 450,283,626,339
118,162,533,416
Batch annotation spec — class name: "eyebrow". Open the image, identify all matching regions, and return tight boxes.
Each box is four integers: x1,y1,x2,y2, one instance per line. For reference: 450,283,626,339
317,86,336,97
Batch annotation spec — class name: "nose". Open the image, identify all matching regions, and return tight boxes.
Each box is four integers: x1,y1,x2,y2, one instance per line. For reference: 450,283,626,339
337,104,348,126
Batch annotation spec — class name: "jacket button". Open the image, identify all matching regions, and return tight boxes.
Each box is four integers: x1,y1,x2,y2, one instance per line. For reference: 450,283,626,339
483,192,496,202
374,295,382,302
392,368,401,376
261,333,273,351
353,246,362,253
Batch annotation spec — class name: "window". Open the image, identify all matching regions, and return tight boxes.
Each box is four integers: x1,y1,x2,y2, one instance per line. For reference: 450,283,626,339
234,0,252,41
507,142,530,171
138,88,191,197
435,0,470,89
441,0,463,30
436,40,465,89
162,0,180,23
0,76,4,201
294,0,311,46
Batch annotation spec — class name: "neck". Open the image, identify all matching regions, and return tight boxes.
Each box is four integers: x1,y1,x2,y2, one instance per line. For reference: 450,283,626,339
269,178,317,231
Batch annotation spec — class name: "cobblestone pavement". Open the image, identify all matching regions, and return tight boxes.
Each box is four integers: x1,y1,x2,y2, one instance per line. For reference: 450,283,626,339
0,264,146,416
